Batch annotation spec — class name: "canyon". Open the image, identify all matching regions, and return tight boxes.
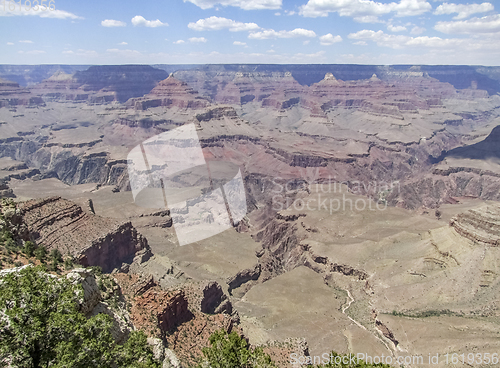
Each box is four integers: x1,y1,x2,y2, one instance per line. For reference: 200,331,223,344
1,63,500,367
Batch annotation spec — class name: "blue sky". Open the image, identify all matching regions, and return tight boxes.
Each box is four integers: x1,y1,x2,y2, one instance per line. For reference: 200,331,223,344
1,0,500,65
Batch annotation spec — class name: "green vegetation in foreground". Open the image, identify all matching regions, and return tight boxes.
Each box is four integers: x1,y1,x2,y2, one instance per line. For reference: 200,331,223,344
0,265,162,368
196,330,393,368
0,198,72,272
195,330,276,368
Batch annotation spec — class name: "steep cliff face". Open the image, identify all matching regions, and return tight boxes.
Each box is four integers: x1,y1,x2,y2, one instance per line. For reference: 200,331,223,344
386,125,500,209
226,210,369,295
129,280,237,367
0,78,44,108
19,197,149,272
443,125,500,160
0,137,130,190
134,289,193,333
421,65,500,96
200,281,233,314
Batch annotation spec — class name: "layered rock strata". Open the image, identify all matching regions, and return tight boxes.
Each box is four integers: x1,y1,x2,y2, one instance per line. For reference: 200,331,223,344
0,78,44,107
127,75,210,110
450,205,500,246
19,197,148,272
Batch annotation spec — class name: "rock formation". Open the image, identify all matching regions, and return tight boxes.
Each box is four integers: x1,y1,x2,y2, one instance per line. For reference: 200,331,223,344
28,71,87,101
0,78,44,107
73,65,168,103
133,289,193,333
19,197,149,272
443,125,500,161
450,205,500,246
127,74,210,110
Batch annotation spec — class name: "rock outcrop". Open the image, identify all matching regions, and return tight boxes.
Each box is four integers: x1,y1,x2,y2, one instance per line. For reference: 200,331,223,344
19,197,149,272
67,268,102,314
132,289,193,334
227,264,261,293
0,179,15,198
67,268,134,343
200,281,233,314
450,205,500,246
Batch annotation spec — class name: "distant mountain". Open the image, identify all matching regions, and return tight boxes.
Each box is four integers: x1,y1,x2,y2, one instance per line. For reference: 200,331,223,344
0,65,89,86
2,64,500,95
73,65,169,103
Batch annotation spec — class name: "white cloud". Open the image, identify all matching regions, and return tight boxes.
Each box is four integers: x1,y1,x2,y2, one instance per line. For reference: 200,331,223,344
107,48,141,55
18,50,45,54
394,0,433,16
348,29,470,49
434,2,494,20
131,15,168,27
188,16,260,32
285,10,296,15
183,0,282,10
0,7,82,19
353,15,385,23
275,12,281,15
353,40,368,45
118,42,128,45
73,49,98,57
101,19,126,27
173,40,185,44
188,37,207,43
249,28,316,39
388,24,407,32
303,40,311,45
6,42,14,45
299,0,432,20
435,14,500,33
233,41,247,45
290,50,327,62
62,49,98,57
319,33,342,45
19,40,33,43
411,25,426,34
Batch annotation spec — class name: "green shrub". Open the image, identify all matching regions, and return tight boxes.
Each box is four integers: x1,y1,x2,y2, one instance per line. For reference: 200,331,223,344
34,245,48,263
196,330,276,368
64,257,74,270
23,241,36,258
50,248,63,264
0,265,162,368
